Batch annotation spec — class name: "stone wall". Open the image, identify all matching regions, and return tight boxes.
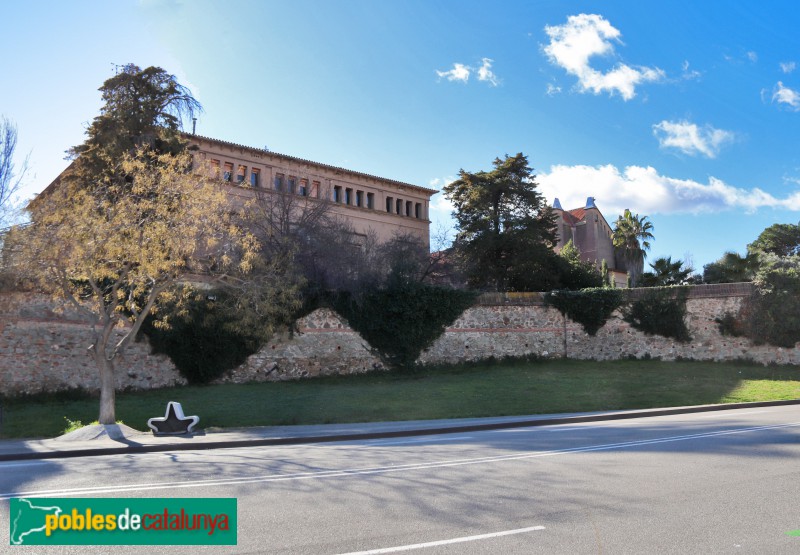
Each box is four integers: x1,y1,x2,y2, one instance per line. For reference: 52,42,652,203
420,292,799,365
0,292,185,395
419,283,797,365
218,308,384,383
2,283,799,396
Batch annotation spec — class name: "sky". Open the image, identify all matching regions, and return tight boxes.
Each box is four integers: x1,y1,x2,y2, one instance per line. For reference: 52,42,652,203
2,0,800,270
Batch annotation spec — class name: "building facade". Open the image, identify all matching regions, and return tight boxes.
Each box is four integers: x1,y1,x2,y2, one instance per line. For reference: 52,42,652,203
188,135,436,248
552,196,628,286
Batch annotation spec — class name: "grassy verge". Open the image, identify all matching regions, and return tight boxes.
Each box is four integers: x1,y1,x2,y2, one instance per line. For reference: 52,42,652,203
2,359,800,439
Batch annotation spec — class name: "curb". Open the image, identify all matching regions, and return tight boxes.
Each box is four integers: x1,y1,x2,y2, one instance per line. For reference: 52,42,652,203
2,399,799,462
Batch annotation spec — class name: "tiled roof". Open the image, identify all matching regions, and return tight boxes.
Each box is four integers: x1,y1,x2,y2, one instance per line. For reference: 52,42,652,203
188,134,438,195
560,212,577,225
567,207,587,221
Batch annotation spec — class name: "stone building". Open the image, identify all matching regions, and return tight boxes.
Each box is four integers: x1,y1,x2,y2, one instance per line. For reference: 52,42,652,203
36,134,437,248
188,135,435,247
552,196,627,285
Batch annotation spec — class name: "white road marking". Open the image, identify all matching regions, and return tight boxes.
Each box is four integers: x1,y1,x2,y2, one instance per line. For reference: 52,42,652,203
495,420,643,433
545,425,609,433
368,435,474,446
1,421,798,500
697,410,771,418
337,525,546,554
494,425,601,433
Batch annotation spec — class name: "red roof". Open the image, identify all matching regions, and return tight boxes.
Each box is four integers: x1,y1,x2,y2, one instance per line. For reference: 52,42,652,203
560,208,584,226
567,207,587,221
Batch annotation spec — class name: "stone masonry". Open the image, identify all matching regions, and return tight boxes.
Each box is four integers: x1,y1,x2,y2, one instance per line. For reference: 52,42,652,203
2,283,799,396
0,292,185,395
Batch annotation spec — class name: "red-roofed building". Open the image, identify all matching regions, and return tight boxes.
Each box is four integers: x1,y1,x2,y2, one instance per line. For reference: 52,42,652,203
552,197,628,286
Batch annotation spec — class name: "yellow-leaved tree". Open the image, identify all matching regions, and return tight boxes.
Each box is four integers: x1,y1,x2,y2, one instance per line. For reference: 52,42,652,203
4,65,263,424
9,148,257,423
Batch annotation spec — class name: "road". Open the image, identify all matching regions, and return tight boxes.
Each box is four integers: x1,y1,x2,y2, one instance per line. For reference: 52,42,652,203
2,405,800,553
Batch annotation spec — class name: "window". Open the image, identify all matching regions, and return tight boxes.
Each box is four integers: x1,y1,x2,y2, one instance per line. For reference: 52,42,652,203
311,180,321,198
223,162,233,182
405,201,412,217
356,190,363,207
334,186,342,203
250,168,260,187
396,199,402,215
236,165,246,183
288,176,297,194
345,188,352,205
299,178,308,196
386,196,393,212
415,202,421,219
209,159,220,178
367,192,374,209
274,173,284,191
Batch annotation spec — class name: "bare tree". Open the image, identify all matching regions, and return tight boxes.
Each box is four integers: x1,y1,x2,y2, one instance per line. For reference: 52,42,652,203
242,187,385,295
0,117,28,228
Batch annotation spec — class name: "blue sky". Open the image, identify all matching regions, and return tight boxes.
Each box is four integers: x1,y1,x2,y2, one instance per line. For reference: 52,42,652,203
2,0,800,269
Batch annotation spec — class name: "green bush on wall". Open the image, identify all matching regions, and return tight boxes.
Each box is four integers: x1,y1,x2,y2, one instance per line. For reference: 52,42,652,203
141,290,265,385
332,283,477,369
623,286,691,342
544,288,624,336
744,255,800,347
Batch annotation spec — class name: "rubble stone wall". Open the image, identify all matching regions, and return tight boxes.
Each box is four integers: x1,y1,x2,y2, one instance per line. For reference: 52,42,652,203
3,283,797,396
0,292,185,395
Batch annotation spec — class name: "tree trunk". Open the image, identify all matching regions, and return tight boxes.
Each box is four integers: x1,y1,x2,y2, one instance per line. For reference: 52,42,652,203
95,350,116,425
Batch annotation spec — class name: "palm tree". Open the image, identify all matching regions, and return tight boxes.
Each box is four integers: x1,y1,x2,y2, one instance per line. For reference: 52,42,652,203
638,256,692,287
612,209,654,287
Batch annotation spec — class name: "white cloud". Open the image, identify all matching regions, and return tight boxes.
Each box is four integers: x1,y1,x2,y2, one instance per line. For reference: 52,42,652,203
780,61,797,74
546,83,562,96
652,120,735,158
476,58,499,86
681,60,701,80
428,177,456,213
543,13,664,100
772,81,800,110
427,177,458,240
436,59,500,86
747,51,758,63
539,164,800,218
435,63,470,83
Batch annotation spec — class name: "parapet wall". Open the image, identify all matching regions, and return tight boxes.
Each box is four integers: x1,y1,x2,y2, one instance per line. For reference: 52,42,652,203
2,283,798,395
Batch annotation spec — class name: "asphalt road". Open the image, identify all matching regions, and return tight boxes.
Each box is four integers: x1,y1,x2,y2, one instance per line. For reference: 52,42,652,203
2,405,800,554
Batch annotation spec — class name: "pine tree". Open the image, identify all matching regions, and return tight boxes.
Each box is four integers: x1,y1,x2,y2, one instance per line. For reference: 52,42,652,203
443,153,560,291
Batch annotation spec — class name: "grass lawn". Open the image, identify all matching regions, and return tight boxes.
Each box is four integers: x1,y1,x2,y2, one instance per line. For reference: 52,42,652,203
2,358,800,439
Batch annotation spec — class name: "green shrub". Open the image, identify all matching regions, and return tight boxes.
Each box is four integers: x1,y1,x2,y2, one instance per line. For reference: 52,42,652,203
62,417,86,435
715,312,746,337
623,287,691,342
745,255,800,347
141,289,266,385
557,240,604,290
332,283,477,369
544,288,623,336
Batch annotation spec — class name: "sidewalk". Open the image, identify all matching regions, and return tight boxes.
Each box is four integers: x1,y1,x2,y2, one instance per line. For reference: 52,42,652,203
2,399,799,462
